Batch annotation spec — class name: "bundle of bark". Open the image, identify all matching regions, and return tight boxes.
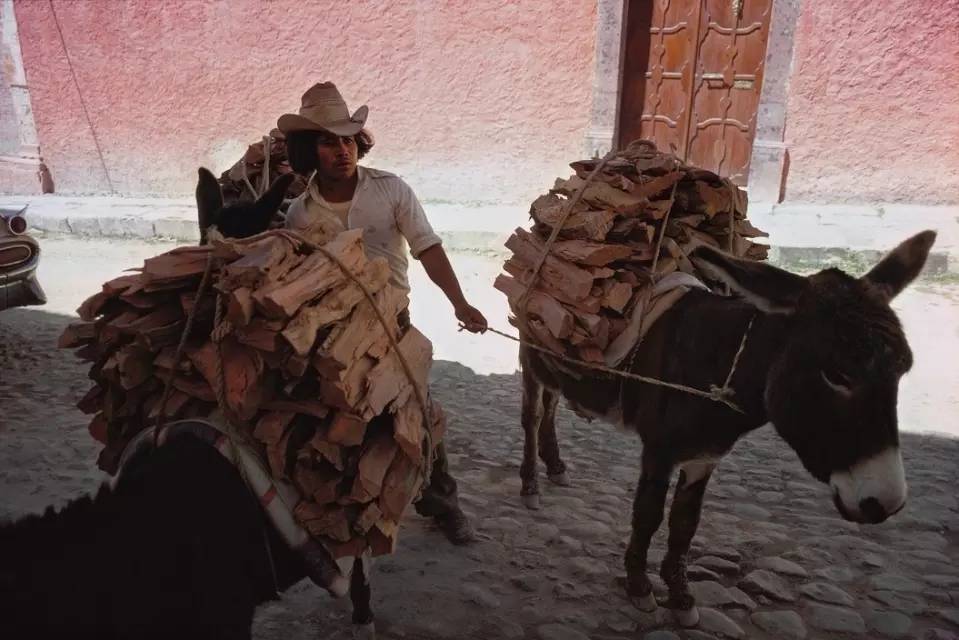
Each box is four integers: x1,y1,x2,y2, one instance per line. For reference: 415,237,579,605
495,140,769,363
59,228,444,558
218,129,308,207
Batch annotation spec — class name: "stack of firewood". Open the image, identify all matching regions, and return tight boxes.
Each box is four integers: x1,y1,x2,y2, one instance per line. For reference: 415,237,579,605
496,140,769,363
59,228,443,558
218,129,308,206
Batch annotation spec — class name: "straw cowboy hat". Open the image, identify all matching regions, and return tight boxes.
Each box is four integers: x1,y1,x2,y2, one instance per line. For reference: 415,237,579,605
277,82,369,136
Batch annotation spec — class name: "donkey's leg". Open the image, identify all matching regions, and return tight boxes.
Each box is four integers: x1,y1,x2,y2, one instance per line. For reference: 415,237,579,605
349,555,375,639
660,461,715,628
538,388,569,486
520,363,544,509
624,450,672,611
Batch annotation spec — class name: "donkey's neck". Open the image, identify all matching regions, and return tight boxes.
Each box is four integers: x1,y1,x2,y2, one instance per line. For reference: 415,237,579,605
726,305,792,423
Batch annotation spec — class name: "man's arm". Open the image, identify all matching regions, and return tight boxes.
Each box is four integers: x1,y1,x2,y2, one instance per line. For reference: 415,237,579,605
418,244,488,333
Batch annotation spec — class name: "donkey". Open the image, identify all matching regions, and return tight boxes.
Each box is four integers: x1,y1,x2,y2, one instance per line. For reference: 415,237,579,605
518,230,935,626
195,167,294,244
1,170,376,638
0,432,370,639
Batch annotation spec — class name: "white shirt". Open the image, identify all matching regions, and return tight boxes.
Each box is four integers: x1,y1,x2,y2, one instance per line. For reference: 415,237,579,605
284,166,442,295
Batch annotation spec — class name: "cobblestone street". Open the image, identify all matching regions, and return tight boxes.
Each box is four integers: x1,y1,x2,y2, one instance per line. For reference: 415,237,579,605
1,237,958,639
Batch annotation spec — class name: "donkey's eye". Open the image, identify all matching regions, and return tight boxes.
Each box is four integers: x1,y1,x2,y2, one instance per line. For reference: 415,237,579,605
821,369,854,396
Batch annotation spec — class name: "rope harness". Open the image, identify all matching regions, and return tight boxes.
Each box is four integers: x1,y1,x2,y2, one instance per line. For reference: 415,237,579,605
501,144,754,414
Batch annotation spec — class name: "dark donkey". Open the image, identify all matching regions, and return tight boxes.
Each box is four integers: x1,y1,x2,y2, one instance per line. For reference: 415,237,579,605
0,431,367,639
0,170,375,639
519,230,935,626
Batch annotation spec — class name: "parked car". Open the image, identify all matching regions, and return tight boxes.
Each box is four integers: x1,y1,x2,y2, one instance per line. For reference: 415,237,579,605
0,205,46,311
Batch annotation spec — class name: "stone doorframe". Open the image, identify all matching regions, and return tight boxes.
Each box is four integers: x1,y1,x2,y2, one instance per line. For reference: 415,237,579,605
0,0,41,194
584,0,802,203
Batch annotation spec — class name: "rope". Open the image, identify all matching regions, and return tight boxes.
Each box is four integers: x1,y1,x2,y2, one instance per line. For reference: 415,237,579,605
480,324,747,414
301,238,436,486
152,252,218,444
210,289,281,595
617,180,679,408
146,247,281,594
518,149,617,317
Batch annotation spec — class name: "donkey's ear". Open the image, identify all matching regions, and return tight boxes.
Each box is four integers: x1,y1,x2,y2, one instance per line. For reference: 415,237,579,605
252,173,296,226
861,230,936,302
691,245,807,314
196,167,223,242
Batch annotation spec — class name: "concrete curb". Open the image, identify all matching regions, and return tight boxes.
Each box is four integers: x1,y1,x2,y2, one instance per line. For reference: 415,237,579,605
4,194,956,272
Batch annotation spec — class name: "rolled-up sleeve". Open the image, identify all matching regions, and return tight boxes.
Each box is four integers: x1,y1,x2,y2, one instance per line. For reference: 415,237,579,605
394,179,442,258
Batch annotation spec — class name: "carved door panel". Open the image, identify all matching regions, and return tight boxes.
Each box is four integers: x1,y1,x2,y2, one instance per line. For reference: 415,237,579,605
618,0,772,185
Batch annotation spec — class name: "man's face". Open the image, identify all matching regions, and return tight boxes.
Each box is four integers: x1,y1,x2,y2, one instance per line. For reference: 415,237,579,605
315,133,358,181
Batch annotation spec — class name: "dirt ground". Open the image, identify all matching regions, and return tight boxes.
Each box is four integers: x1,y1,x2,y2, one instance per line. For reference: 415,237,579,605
1,236,958,639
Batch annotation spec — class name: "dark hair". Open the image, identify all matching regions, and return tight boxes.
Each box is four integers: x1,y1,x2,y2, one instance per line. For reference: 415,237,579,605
285,130,374,175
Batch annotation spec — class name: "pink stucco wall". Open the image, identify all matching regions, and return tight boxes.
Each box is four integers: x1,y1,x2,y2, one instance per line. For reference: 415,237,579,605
784,0,959,204
16,0,597,203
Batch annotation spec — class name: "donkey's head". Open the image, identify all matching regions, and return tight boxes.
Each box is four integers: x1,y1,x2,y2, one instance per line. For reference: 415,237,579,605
692,230,937,525
195,167,294,243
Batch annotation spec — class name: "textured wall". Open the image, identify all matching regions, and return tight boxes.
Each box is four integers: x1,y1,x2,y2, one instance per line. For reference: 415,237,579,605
784,0,959,204
16,0,597,203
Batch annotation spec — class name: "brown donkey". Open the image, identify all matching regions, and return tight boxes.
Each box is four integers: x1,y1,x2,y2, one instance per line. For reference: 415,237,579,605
518,230,936,627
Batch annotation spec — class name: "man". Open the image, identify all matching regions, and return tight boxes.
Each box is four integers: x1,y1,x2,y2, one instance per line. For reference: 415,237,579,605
277,82,487,544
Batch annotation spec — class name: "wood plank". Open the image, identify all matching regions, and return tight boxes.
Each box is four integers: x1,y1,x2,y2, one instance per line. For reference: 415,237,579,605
379,451,424,521
529,193,616,241
281,257,392,356
253,229,366,319
153,370,215,402
348,431,399,503
502,260,602,314
233,317,284,352
115,345,153,390
146,388,191,420
368,519,399,556
293,463,342,506
552,176,647,214
293,502,352,542
219,235,293,290
76,384,104,415
262,399,329,420
493,274,573,339
547,238,633,266
568,307,610,350
226,287,255,327
354,502,382,535
309,432,345,471
392,398,425,464
600,279,633,314
319,355,376,411
142,250,212,281
364,327,432,419
505,229,596,302
252,410,296,445
58,320,98,349
314,286,406,376
325,411,367,447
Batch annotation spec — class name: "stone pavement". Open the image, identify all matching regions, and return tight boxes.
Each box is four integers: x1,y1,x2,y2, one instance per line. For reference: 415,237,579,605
2,307,958,640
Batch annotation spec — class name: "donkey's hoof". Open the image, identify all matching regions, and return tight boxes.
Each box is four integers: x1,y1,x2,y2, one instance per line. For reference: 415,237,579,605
673,606,700,628
631,592,658,612
351,622,376,640
547,471,571,487
521,493,541,510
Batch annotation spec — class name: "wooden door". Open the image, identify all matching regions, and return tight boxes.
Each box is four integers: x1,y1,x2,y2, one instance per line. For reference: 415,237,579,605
618,0,772,185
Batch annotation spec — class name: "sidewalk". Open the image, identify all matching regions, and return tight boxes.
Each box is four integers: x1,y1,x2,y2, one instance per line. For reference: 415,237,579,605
3,193,956,272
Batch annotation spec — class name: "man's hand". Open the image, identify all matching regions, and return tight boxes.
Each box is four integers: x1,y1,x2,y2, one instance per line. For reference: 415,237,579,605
455,302,488,333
